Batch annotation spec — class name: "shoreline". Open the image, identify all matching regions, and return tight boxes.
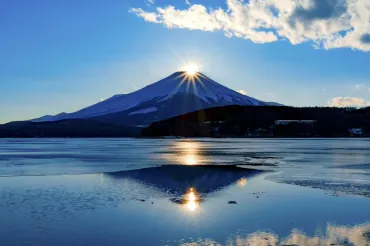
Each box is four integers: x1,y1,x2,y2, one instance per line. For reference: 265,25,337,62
1,136,370,139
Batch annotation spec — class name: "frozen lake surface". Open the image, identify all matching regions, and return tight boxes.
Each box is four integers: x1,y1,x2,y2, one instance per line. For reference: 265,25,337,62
0,138,370,245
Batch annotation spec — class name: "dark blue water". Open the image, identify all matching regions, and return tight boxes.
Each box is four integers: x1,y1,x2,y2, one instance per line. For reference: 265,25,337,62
0,138,370,245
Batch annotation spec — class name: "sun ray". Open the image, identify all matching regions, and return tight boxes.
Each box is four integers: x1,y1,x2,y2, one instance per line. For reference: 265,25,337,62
174,72,187,80
197,73,208,80
194,75,206,89
186,75,191,92
175,73,190,92
190,76,199,96
179,74,189,86
173,62,206,99
195,74,210,97
194,75,202,84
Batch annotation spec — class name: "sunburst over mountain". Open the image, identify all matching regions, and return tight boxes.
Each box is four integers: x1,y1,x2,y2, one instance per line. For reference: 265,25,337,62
33,71,280,126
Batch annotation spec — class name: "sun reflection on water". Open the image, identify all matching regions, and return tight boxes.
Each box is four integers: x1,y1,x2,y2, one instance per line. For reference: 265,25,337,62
237,178,248,187
184,188,199,212
162,141,207,166
184,154,198,165
179,142,201,166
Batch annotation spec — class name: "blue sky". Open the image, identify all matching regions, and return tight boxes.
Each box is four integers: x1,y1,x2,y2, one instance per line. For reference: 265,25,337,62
1,0,370,123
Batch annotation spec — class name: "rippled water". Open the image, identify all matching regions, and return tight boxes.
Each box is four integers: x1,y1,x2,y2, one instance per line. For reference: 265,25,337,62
1,138,370,245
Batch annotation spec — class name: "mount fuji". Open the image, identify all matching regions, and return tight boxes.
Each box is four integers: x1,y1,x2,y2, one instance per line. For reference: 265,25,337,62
33,72,280,126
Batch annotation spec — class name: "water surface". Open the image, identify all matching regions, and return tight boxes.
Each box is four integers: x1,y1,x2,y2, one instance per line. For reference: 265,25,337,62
1,138,370,245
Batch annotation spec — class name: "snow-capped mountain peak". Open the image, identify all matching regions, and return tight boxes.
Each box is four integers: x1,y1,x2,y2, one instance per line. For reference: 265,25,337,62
33,71,278,123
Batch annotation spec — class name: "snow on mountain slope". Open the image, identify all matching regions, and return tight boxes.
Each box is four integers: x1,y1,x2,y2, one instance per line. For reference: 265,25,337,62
129,107,158,115
34,71,275,122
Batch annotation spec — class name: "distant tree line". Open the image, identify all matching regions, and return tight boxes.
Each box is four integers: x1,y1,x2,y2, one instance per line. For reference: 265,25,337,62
2,105,369,138
142,106,370,137
0,119,141,138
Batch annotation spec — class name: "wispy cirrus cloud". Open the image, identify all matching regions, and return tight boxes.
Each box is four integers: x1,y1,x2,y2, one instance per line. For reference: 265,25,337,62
130,0,370,51
328,97,370,107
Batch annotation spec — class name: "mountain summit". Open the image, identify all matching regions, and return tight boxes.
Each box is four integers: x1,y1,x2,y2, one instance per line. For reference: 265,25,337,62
34,72,279,126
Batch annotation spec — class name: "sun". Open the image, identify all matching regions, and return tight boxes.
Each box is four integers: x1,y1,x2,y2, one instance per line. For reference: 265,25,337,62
183,63,199,76
174,62,206,95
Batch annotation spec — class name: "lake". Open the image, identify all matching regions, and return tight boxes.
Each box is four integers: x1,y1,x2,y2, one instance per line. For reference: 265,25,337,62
1,138,370,245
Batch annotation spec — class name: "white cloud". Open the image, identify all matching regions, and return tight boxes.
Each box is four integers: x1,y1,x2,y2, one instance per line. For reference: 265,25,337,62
146,0,155,6
282,224,370,246
130,0,370,51
182,223,370,246
129,8,161,23
238,89,247,95
328,97,370,107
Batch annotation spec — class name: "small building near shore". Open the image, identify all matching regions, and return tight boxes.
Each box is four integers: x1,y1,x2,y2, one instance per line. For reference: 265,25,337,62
348,128,363,136
275,120,316,126
247,128,270,137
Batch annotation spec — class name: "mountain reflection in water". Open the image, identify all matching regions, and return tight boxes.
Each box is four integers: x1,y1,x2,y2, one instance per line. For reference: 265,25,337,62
107,165,264,213
107,165,264,197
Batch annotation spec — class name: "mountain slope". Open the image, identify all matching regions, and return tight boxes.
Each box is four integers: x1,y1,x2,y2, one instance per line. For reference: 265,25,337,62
34,71,279,125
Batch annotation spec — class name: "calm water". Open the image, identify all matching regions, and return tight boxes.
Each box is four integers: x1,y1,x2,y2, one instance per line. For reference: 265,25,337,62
1,138,370,245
